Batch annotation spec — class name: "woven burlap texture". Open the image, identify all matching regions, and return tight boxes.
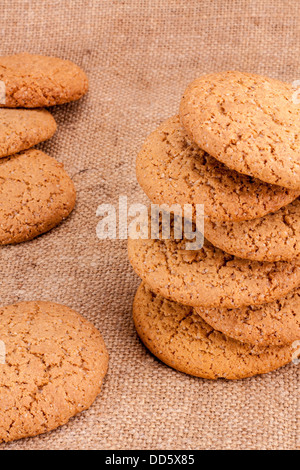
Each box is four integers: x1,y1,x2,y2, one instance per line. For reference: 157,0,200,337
0,0,299,450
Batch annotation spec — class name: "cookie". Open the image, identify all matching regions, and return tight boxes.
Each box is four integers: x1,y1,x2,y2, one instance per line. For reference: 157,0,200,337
128,216,300,308
205,198,300,262
133,283,293,380
0,149,76,245
180,71,300,189
0,53,88,108
0,301,109,443
196,286,300,348
137,116,299,222
0,108,57,159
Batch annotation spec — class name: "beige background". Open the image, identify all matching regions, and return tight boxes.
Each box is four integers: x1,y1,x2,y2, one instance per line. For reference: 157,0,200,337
0,0,299,450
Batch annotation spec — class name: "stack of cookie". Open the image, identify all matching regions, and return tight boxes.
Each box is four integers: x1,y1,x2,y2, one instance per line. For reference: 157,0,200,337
0,53,88,245
129,71,300,380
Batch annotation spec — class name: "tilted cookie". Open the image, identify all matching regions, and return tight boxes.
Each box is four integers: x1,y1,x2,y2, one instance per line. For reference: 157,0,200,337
0,108,57,159
133,284,293,380
0,53,88,107
128,217,300,308
137,116,299,222
0,149,76,245
180,71,300,190
0,301,109,443
205,198,300,262
196,286,300,348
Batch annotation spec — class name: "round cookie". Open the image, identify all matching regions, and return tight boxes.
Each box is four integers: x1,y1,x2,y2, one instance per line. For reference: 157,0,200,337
0,53,88,108
0,301,109,443
0,108,57,159
0,149,76,245
180,71,300,190
133,283,293,380
128,219,300,308
205,198,300,262
196,286,300,348
137,116,299,222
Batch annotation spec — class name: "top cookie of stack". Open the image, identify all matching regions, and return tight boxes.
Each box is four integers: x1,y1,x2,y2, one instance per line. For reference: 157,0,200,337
0,53,88,245
129,71,300,379
179,71,300,262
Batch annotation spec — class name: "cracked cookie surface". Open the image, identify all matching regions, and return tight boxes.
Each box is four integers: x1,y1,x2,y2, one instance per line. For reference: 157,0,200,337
0,149,76,245
196,286,300,348
128,220,300,308
0,108,57,158
133,283,292,380
137,116,299,222
0,301,109,443
205,198,300,262
180,71,300,189
0,53,88,107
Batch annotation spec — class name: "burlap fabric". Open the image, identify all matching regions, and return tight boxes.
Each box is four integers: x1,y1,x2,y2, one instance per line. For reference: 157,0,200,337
0,0,299,450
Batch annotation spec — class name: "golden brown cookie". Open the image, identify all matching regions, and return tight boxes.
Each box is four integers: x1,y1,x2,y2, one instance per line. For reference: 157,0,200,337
128,217,300,308
180,71,300,189
196,286,300,348
0,301,109,443
0,108,57,158
204,198,300,262
0,149,76,245
137,116,299,222
133,283,293,380
0,53,88,107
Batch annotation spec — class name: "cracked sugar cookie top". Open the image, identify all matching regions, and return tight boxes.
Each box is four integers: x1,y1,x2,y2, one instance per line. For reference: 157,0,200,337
137,116,299,222
205,198,300,262
196,285,300,348
0,149,76,245
0,108,57,159
128,218,300,308
0,301,109,443
0,53,88,107
180,71,300,190
133,284,292,380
